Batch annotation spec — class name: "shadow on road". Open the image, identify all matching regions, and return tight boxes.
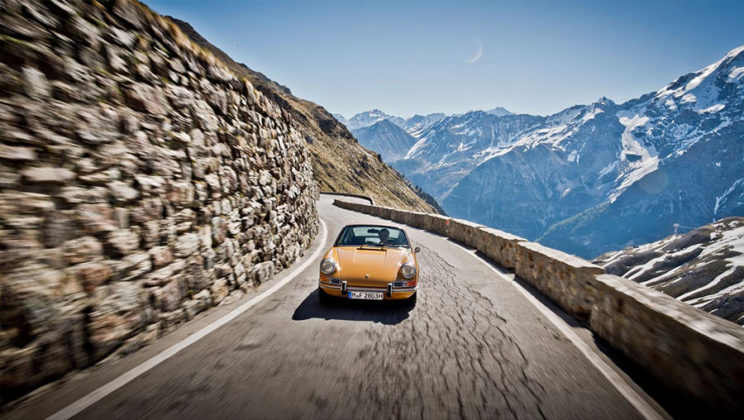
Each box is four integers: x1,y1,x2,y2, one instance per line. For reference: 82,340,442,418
291,289,414,325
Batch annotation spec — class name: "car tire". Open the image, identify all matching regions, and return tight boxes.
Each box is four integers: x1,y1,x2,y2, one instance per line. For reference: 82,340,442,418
318,287,332,304
406,292,417,308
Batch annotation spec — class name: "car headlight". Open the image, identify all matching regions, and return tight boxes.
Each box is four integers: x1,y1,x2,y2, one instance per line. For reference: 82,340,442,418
400,263,416,279
320,258,336,275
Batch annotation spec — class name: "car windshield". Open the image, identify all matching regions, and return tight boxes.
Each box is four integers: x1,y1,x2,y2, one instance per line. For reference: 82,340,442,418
335,225,410,248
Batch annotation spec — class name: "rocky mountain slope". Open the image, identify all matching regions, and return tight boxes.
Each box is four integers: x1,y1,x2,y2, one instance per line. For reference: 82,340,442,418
594,217,744,325
170,20,437,213
341,47,744,258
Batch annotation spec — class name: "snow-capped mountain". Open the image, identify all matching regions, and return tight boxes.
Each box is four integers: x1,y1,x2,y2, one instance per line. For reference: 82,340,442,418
397,111,543,198
342,46,744,259
534,46,744,257
402,113,447,136
594,217,744,326
335,109,449,134
342,109,405,130
442,99,627,247
351,119,418,162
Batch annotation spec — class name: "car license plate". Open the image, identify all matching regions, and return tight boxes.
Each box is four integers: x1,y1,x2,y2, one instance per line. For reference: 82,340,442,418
348,291,384,300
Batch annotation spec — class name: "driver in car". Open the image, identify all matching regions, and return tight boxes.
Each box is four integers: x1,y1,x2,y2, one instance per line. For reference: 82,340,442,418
379,228,392,245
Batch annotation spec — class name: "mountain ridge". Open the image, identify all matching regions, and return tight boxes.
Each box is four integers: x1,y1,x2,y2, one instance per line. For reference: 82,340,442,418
338,46,744,258
169,17,439,213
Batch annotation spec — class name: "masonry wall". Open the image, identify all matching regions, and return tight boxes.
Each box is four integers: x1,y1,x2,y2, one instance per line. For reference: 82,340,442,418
333,199,744,413
0,0,318,400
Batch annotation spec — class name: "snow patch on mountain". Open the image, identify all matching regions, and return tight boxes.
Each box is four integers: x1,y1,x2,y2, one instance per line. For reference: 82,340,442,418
606,113,658,202
595,217,744,326
701,103,725,113
715,178,744,217
404,136,429,160
728,66,744,81
618,114,649,152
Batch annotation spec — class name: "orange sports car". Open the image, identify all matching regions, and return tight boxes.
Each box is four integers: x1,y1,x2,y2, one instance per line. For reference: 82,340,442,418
318,224,420,305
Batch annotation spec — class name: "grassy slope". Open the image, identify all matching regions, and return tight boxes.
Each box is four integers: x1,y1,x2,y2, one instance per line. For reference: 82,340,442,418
169,18,438,213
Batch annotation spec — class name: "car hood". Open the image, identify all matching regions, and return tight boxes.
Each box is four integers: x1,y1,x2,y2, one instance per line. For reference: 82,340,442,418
335,247,411,284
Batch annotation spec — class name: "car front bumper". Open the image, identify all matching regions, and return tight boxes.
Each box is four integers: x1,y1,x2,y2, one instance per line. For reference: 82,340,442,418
319,279,417,300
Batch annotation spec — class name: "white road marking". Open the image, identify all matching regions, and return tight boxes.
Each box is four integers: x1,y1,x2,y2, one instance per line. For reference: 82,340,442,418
446,241,666,420
47,219,328,420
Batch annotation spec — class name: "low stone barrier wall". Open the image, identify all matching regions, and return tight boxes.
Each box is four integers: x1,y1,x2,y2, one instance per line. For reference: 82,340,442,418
333,199,744,413
319,191,374,205
513,240,605,322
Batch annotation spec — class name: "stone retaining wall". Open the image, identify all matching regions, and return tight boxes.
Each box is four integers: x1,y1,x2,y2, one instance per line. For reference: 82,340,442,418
333,199,744,413
0,0,318,401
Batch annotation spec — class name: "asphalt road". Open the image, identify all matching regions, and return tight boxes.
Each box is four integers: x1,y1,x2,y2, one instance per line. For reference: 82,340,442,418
4,195,666,419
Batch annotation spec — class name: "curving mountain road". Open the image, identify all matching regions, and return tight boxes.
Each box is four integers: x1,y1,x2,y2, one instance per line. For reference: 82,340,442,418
4,195,667,419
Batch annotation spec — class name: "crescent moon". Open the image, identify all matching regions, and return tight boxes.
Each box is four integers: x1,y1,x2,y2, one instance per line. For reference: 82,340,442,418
467,37,483,64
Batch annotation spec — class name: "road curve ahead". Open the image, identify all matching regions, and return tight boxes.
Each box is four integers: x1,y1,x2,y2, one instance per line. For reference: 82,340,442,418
5,195,662,420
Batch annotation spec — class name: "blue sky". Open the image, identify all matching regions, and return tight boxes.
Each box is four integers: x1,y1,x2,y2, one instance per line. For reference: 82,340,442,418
145,0,743,118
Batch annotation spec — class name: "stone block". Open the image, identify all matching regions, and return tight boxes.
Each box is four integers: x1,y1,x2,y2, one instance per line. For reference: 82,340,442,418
210,278,229,305
62,236,103,265
22,166,75,184
67,260,112,293
114,252,152,282
106,229,141,257
149,246,173,269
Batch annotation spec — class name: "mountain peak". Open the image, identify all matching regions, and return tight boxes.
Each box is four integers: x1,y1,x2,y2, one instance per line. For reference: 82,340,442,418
344,109,405,130
652,44,743,115
725,45,744,60
486,107,513,116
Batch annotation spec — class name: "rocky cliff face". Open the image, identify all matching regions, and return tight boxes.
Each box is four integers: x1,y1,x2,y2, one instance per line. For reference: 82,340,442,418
594,217,744,326
0,0,318,401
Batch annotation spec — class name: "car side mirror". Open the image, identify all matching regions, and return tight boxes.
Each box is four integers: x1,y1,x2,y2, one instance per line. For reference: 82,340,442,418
415,246,421,253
